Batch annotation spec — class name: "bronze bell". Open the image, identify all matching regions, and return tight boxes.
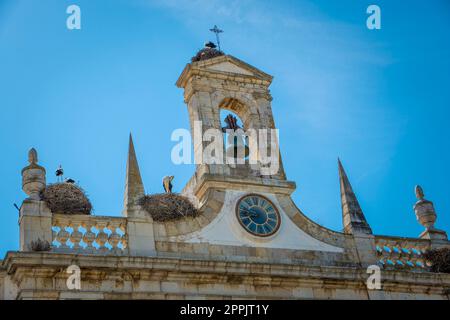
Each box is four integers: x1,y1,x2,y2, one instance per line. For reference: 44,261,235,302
226,134,250,160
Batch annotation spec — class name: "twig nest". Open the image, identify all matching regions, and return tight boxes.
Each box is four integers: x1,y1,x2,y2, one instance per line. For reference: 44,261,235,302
41,183,92,215
423,248,450,273
30,238,51,252
191,47,224,62
139,193,199,222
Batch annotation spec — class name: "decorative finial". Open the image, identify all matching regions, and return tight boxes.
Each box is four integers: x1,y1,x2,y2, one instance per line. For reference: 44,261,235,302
413,184,448,240
28,148,38,165
414,184,436,231
22,148,46,200
162,176,174,193
415,185,425,200
209,25,224,52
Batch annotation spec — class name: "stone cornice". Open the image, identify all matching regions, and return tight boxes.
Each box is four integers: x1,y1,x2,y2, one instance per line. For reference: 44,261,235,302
176,55,273,89
193,173,296,201
3,252,450,290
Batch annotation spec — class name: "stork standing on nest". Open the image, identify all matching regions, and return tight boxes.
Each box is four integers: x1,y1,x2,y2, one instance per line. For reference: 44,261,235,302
162,176,174,193
56,165,64,182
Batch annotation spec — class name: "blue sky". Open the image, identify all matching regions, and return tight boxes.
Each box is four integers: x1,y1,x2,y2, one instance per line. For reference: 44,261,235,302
1,0,449,257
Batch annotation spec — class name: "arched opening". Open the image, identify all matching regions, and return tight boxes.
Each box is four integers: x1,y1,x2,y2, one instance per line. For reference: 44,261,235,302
219,108,249,163
219,109,244,130
218,97,251,130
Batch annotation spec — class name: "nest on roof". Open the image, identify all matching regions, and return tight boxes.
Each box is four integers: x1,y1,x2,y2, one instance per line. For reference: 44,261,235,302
29,238,51,252
191,47,224,62
41,183,92,215
138,193,199,222
423,248,450,273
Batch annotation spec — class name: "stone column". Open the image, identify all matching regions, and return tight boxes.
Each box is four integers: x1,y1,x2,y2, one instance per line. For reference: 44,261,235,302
352,234,378,267
19,148,52,251
126,215,156,256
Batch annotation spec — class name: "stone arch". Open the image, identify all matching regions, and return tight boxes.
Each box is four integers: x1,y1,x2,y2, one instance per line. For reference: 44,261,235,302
219,98,248,129
212,92,261,131
275,194,349,247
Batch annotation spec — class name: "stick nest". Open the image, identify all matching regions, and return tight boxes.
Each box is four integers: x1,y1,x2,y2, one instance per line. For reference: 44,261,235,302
423,248,450,273
191,48,224,62
29,238,51,252
41,183,92,215
138,193,199,222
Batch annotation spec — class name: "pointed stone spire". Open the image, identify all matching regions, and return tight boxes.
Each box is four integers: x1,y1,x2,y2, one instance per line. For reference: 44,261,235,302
338,159,372,235
123,134,145,216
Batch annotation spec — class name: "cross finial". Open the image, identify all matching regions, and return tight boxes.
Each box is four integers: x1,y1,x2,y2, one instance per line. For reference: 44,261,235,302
209,25,224,52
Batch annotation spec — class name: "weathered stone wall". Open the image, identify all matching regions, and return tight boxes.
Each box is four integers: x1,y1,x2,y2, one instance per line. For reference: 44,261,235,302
8,144,450,300
0,265,4,300
0,266,18,300
178,56,287,186
1,252,449,300
4,54,449,301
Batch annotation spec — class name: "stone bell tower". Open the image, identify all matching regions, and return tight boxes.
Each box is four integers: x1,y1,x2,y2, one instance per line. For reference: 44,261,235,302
177,45,296,202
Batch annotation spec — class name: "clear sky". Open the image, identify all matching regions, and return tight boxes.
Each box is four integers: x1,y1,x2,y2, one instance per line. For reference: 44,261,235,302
1,0,449,257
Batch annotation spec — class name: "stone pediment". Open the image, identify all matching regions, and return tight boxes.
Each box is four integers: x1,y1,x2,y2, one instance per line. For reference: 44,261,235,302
176,55,273,88
206,60,254,76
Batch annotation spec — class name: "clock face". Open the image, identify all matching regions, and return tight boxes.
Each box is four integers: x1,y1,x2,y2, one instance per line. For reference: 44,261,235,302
236,194,281,237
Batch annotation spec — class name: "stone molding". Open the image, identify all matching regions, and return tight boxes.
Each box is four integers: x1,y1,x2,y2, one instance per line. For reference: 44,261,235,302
276,194,349,247
2,252,450,300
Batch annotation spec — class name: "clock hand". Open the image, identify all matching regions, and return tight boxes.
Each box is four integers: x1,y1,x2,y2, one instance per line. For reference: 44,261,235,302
241,208,258,218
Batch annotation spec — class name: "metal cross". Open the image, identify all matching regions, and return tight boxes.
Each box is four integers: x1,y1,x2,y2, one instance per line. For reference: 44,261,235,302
209,25,224,52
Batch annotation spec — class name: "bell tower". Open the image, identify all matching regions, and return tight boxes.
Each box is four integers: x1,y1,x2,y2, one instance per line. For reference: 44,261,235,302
177,45,296,201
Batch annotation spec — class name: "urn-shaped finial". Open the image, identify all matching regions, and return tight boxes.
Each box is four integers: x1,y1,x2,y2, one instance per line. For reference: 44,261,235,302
28,148,38,164
22,148,46,200
413,185,436,230
415,185,424,200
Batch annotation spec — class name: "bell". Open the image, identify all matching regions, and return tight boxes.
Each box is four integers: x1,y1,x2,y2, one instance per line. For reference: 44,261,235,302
225,134,249,160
